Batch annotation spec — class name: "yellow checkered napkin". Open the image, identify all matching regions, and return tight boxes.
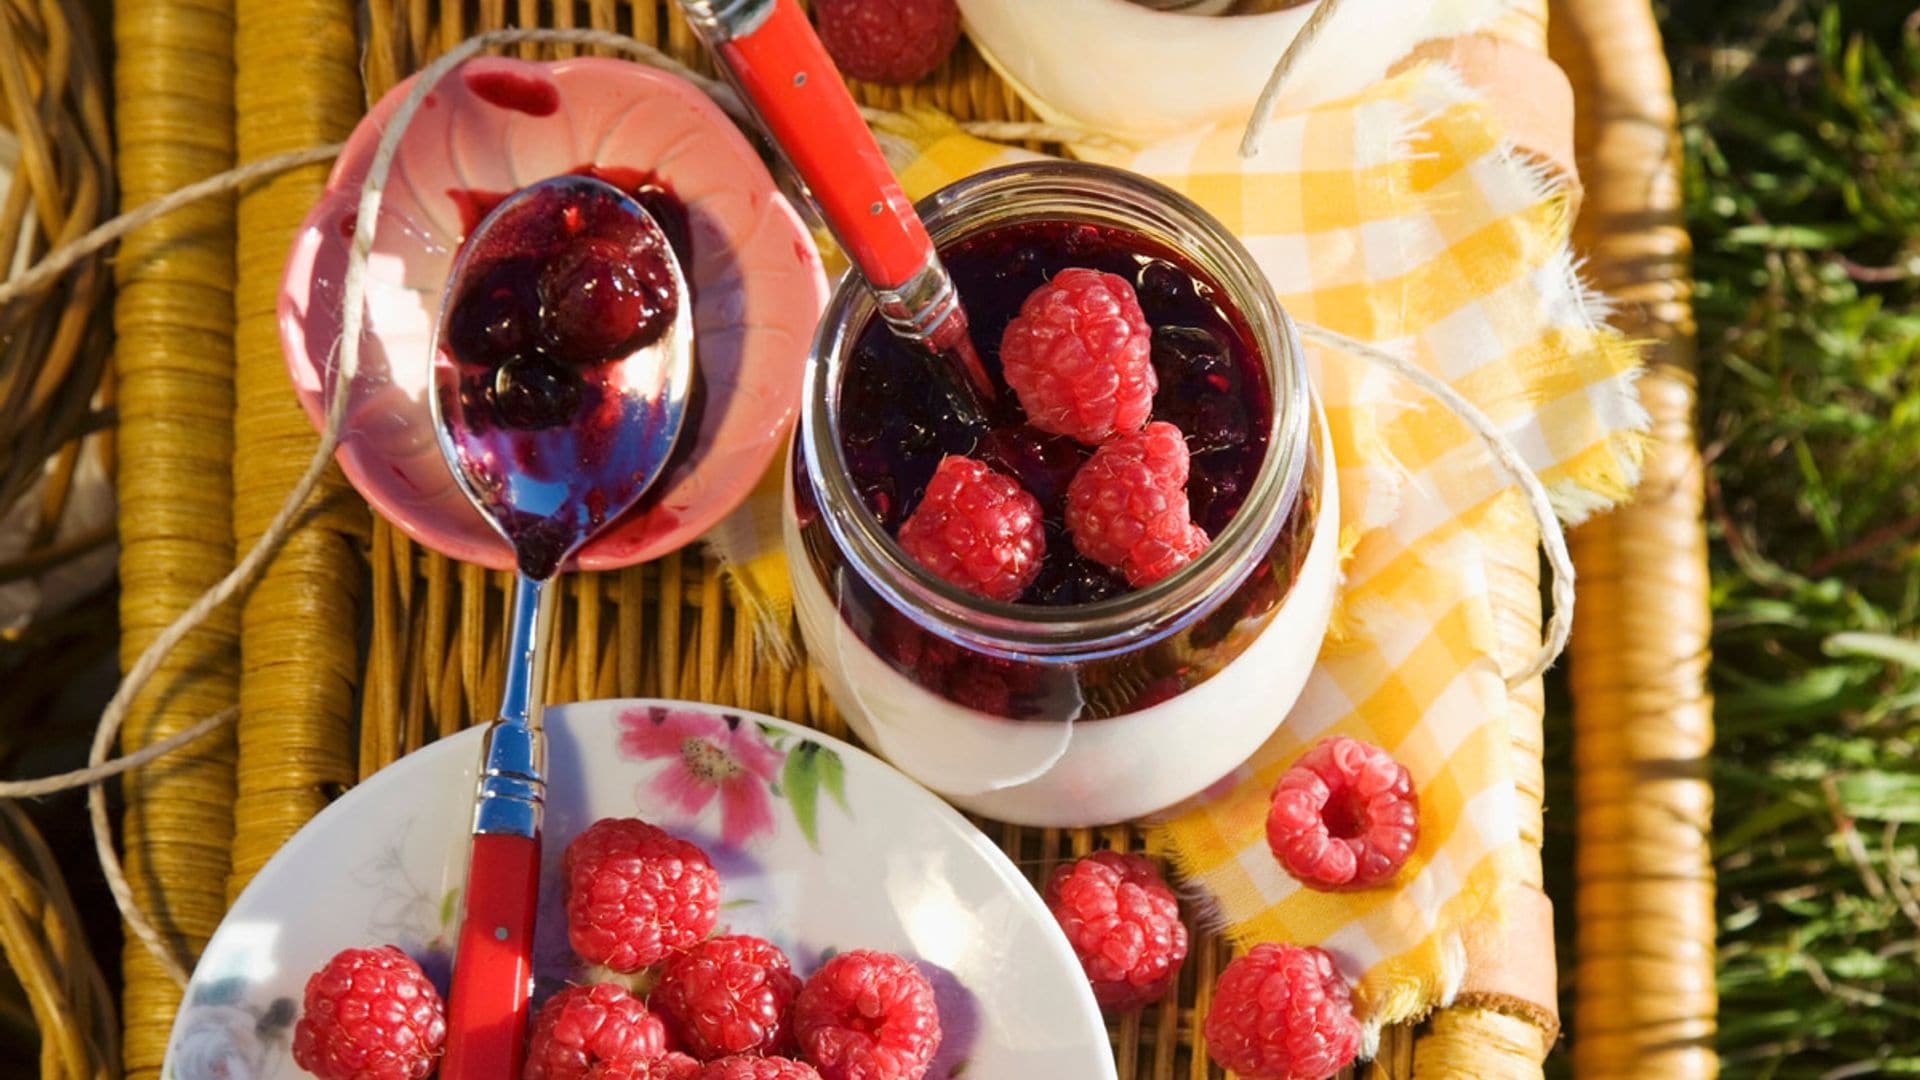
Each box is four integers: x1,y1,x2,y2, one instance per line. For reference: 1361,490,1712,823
708,62,1643,1036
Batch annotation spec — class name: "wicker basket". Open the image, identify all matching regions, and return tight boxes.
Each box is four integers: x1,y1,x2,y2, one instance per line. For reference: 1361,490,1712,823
14,0,1717,1077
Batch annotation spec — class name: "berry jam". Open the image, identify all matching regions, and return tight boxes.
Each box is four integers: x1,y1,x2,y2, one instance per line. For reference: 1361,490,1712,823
437,177,688,577
837,220,1272,606
795,217,1318,721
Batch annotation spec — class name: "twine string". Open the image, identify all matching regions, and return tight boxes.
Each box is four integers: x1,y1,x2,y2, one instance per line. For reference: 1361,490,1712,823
0,22,1574,986
1239,0,1348,158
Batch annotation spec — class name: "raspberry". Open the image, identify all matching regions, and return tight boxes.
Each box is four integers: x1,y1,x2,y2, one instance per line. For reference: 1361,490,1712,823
538,234,677,361
586,1053,702,1080
525,983,670,1080
1044,851,1189,1011
814,0,959,85
564,818,720,971
1203,944,1360,1080
1266,737,1419,891
290,946,446,1080
653,935,803,1060
696,1057,822,1080
1064,422,1208,587
1000,268,1157,446
793,951,941,1080
897,455,1045,603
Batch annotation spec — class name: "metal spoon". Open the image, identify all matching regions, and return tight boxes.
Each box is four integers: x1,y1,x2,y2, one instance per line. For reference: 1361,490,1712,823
681,0,995,400
429,174,694,1080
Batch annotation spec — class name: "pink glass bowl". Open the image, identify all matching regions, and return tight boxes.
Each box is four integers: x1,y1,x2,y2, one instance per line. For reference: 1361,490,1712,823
280,56,828,570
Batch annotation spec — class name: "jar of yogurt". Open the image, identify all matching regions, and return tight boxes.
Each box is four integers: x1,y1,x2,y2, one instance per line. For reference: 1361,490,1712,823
784,162,1339,826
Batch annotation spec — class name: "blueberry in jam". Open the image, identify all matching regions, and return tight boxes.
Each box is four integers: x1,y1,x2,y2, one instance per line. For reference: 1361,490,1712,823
491,354,582,430
836,219,1272,606
975,425,1086,513
446,257,542,361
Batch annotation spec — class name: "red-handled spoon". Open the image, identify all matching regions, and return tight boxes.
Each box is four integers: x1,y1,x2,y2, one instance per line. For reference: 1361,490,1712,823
430,175,695,1080
681,0,993,398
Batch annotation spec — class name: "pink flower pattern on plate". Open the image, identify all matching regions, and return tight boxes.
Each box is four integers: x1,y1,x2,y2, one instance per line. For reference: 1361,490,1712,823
620,706,786,848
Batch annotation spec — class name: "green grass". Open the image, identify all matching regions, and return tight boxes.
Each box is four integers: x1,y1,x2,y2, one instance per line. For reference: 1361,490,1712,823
1584,2,1920,1075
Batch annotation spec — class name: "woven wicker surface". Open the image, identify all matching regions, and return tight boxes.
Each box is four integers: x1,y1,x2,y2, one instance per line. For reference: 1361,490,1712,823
1549,1,1718,1077
1,2,117,1077
110,0,241,1076
226,0,368,904
0,0,115,766
80,2,1712,1079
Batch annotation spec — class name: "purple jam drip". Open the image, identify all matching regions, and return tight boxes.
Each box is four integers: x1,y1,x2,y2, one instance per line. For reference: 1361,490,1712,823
837,220,1273,606
438,178,690,579
464,68,560,116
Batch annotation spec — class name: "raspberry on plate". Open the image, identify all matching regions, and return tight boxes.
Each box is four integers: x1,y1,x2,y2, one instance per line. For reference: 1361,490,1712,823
696,1056,823,1080
525,982,670,1080
1203,944,1361,1080
563,817,720,971
586,1053,702,1080
1000,267,1157,446
1065,421,1209,587
291,945,446,1080
1044,851,1189,1011
793,950,941,1080
652,934,803,1060
1266,736,1419,891
813,0,959,85
896,455,1046,603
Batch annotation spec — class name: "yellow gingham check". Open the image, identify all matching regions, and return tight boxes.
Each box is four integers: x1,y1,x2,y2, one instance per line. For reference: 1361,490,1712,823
710,62,1643,1034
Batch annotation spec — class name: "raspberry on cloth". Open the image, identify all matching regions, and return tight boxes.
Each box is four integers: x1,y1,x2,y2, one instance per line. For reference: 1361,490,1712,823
1203,943,1363,1080
712,6,1641,1058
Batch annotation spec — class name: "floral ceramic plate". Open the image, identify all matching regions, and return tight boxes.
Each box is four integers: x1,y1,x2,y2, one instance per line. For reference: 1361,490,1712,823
160,700,1116,1080
281,56,829,571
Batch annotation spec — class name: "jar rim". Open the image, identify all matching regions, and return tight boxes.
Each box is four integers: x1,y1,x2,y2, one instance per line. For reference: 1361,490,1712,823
800,161,1311,659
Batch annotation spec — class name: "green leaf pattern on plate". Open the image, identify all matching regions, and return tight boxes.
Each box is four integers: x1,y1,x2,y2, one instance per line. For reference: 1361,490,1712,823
778,739,850,851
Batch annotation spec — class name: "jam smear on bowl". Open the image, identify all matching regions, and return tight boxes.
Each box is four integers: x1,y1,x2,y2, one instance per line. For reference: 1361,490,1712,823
436,178,687,577
837,220,1274,606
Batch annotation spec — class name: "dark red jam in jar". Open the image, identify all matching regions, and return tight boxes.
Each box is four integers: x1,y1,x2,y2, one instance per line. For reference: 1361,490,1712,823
435,176,688,577
837,220,1272,604
789,164,1321,727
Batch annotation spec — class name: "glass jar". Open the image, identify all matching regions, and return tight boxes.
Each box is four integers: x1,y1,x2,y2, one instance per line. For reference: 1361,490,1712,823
783,162,1340,826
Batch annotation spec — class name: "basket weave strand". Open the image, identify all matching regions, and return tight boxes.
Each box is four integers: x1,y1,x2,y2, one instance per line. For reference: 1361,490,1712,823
225,0,370,903
1550,0,1719,1076
109,0,241,1074
0,0,115,556
0,804,117,1080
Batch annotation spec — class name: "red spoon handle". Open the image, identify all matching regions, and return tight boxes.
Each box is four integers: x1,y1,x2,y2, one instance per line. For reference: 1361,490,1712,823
440,832,541,1080
717,0,933,289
